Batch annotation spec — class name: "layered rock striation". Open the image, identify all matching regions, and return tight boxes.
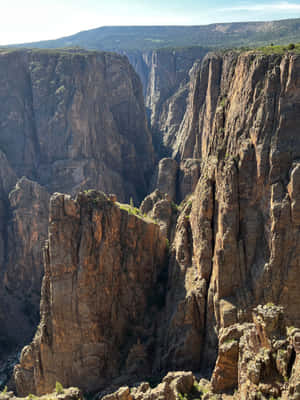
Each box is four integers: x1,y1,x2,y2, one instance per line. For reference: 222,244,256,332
0,49,154,202
126,47,208,154
159,50,300,392
14,191,167,395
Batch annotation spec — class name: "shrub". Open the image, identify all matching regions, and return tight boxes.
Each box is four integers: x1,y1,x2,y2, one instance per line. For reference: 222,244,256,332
165,238,170,251
55,381,64,395
288,43,295,50
177,393,188,400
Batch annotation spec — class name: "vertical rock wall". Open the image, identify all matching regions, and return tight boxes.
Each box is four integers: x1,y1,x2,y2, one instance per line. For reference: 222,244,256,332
15,191,167,395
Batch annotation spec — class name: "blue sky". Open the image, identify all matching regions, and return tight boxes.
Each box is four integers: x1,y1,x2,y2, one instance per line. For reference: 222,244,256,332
1,0,300,45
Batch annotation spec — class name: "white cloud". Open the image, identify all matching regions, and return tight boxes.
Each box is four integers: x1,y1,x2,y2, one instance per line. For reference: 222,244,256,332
220,1,300,12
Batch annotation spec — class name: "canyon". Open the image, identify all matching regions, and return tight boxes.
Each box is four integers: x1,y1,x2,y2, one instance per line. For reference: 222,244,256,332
0,40,300,400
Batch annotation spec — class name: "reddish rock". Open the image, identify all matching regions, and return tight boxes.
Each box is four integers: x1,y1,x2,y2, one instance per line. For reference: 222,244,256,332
14,191,167,395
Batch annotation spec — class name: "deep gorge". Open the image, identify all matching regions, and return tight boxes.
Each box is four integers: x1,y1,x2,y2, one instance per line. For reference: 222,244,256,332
0,45,300,400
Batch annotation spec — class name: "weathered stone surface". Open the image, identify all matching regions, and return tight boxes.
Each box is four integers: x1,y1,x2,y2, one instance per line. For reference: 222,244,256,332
127,47,208,156
237,306,292,399
141,51,300,395
210,306,298,398
0,387,83,400
154,158,178,202
101,371,196,400
0,49,154,202
140,189,175,238
155,196,207,373
166,52,300,375
211,323,250,393
0,47,155,362
142,47,208,135
5,177,49,297
14,191,167,395
0,176,49,357
178,158,201,202
0,175,49,359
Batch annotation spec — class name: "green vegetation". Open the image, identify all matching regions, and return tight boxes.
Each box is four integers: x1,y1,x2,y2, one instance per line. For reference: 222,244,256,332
1,386,7,395
6,18,300,52
118,202,142,217
219,96,227,108
265,302,276,307
117,202,157,224
171,201,179,212
27,394,37,400
55,85,65,95
223,338,237,344
55,381,64,395
287,325,296,335
176,382,211,400
165,238,170,251
178,393,188,400
254,42,300,55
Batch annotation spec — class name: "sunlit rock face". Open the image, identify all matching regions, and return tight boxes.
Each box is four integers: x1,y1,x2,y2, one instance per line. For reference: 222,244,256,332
161,51,300,391
15,191,167,395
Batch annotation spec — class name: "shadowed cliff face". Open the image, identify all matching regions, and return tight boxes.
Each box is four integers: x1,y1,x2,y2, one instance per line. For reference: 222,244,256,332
125,47,209,155
0,49,154,202
14,191,167,395
0,48,156,362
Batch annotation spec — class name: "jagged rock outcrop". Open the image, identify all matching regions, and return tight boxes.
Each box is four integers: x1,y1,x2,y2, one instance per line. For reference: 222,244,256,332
14,191,167,395
150,157,201,203
0,387,83,400
100,371,199,400
140,189,177,238
211,305,299,399
154,158,178,201
178,158,201,201
0,49,154,202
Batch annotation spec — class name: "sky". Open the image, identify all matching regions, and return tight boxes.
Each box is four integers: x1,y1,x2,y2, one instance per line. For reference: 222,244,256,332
1,0,300,45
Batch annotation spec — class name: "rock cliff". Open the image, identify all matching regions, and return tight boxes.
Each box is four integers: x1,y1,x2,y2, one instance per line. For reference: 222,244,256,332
14,191,167,395
6,48,300,399
125,47,208,155
158,50,300,396
0,177,49,354
0,49,154,202
0,48,155,361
